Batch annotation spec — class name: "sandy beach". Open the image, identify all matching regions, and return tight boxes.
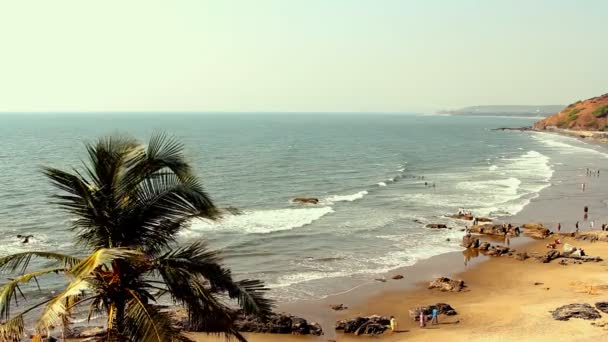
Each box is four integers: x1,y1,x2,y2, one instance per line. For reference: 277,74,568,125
189,234,608,342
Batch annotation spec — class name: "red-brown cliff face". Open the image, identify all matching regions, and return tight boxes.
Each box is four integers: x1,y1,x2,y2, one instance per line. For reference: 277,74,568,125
535,93,608,131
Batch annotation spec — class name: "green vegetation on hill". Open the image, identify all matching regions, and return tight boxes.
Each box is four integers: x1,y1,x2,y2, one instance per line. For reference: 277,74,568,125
593,105,608,118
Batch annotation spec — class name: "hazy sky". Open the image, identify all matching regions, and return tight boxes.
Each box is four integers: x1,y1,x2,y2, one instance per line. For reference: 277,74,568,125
1,0,606,112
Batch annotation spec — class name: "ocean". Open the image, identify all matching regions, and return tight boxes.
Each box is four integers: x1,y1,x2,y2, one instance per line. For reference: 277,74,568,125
0,113,605,305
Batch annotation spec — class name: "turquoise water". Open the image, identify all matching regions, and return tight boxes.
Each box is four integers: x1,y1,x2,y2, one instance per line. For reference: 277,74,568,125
0,113,598,302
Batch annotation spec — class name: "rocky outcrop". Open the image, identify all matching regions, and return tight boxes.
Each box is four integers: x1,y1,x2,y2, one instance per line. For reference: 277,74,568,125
469,224,520,236
335,315,390,335
392,274,404,280
522,223,551,239
551,304,601,321
330,304,347,311
461,235,480,248
426,223,448,229
447,213,473,220
409,303,457,321
478,241,491,251
576,231,608,243
539,250,561,263
428,277,466,292
486,245,512,257
234,312,322,335
292,197,319,204
595,302,608,314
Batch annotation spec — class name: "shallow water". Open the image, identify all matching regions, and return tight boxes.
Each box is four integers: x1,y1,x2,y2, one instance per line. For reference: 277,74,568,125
1,113,606,303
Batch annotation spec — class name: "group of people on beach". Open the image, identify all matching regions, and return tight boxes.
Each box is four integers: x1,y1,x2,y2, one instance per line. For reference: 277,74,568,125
387,308,440,334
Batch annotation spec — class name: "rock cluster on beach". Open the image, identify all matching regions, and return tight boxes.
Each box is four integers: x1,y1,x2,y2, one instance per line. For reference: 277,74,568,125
335,315,390,335
521,223,551,239
234,312,323,335
428,277,466,292
469,224,520,236
551,303,602,321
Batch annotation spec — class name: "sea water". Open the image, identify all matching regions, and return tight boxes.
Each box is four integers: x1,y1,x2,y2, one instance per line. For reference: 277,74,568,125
0,113,605,303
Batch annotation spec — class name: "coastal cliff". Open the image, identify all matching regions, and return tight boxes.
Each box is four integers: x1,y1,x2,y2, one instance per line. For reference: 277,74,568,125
534,93,608,131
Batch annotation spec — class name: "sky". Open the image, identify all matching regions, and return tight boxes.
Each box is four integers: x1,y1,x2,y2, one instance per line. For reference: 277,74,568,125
0,0,606,113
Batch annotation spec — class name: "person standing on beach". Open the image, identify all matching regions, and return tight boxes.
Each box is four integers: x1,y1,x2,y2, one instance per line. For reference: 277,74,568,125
419,310,426,328
590,220,595,230
557,222,561,233
431,308,439,325
582,183,586,191
576,221,579,233
389,316,397,332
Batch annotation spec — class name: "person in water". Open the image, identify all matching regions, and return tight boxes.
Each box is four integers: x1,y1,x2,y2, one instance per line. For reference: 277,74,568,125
16,234,33,244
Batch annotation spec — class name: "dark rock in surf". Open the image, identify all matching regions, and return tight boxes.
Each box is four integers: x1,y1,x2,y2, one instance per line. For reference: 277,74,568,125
292,197,320,204
426,224,448,229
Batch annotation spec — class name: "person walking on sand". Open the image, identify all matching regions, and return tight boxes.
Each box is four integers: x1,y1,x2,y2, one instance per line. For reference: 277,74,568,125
576,221,579,233
431,308,439,325
389,316,397,332
582,183,586,192
590,220,595,230
557,222,561,233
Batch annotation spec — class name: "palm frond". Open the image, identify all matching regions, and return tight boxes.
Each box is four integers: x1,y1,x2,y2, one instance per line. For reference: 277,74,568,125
122,289,193,342
0,314,24,342
69,248,142,279
155,241,273,316
0,267,67,320
36,278,91,331
0,251,80,275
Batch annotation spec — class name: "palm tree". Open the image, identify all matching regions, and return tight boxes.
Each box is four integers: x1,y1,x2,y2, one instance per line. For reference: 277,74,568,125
0,133,272,341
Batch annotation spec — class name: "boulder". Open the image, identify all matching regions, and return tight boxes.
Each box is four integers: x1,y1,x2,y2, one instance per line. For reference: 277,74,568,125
461,235,480,248
330,304,347,311
539,250,561,263
477,217,493,222
409,303,457,321
292,197,319,204
392,274,404,280
426,224,448,229
595,302,608,314
428,277,466,292
478,242,491,251
550,304,601,321
335,315,390,335
522,223,551,239
514,252,529,261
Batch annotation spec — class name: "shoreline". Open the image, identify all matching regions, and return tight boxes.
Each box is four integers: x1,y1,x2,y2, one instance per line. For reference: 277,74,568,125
187,129,608,341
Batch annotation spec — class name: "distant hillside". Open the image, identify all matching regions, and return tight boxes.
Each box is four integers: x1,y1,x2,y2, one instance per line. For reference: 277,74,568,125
440,105,564,117
534,93,608,131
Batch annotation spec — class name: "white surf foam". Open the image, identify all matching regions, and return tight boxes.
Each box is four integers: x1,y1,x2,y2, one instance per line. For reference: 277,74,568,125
377,182,387,187
531,133,608,158
186,207,334,235
488,165,498,171
325,190,368,203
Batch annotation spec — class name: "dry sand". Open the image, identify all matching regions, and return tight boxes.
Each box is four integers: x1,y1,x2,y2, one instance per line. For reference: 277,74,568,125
190,234,608,342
